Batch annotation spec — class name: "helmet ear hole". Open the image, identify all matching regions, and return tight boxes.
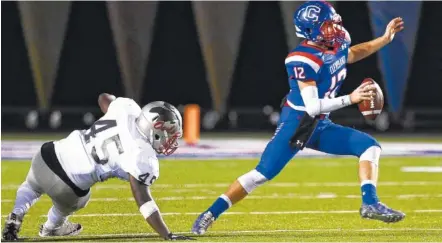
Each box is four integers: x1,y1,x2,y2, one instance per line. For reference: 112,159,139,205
154,134,160,140
306,28,312,34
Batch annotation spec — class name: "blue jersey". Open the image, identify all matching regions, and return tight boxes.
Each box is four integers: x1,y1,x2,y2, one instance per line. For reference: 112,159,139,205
254,40,381,182
284,40,350,111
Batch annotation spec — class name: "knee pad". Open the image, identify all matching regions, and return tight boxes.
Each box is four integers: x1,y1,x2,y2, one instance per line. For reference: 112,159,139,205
359,145,381,166
237,169,268,194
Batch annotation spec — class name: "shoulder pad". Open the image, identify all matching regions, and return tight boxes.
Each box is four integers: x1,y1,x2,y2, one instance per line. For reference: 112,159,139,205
285,51,323,73
109,97,142,116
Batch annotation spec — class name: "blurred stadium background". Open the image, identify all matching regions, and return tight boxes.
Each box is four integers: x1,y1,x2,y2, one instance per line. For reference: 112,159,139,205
1,1,442,241
2,1,442,136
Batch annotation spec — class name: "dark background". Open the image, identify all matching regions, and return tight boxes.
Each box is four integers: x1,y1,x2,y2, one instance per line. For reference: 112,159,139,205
2,1,442,133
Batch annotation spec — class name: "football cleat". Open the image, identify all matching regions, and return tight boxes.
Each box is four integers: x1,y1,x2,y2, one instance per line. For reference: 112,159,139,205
39,221,83,237
191,211,215,235
360,202,405,223
2,213,22,241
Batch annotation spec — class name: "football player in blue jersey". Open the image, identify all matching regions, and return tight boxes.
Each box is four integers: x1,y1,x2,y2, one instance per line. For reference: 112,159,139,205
192,1,405,235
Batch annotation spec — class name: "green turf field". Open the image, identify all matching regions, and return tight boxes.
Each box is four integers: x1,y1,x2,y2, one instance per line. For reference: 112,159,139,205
2,132,442,143
2,157,442,242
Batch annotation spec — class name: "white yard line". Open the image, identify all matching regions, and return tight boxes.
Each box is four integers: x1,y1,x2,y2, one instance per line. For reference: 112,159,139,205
14,229,442,243
197,228,442,233
3,181,442,191
2,209,442,218
413,209,442,213
1,193,440,203
401,166,442,173
3,193,442,203
17,228,442,240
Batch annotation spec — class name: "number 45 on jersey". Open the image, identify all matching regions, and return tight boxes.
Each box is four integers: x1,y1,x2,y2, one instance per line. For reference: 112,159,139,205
82,119,124,165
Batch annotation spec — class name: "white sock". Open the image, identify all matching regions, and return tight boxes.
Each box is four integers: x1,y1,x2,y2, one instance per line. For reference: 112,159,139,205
220,194,233,208
361,179,376,187
44,206,68,230
12,182,41,218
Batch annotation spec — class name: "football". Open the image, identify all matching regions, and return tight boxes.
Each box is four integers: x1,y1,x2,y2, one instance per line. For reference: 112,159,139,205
357,78,384,120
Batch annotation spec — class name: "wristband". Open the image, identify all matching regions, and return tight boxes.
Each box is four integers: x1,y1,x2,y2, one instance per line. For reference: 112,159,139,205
139,200,159,219
342,95,352,106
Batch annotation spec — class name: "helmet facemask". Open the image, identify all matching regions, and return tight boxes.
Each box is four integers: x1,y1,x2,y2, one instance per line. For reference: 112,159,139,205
317,14,347,48
151,121,182,156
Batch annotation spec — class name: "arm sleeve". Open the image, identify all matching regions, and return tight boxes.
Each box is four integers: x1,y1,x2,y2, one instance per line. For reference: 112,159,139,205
301,86,352,117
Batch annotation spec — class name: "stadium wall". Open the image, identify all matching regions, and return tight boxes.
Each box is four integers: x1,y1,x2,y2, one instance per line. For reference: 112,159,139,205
2,1,442,133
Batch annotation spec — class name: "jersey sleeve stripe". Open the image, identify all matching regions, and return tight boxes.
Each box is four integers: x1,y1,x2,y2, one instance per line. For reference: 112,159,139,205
285,55,321,73
287,52,323,66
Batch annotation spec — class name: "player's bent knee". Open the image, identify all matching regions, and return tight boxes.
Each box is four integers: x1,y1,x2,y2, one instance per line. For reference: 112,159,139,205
75,194,91,210
76,201,88,210
359,145,381,166
254,166,280,181
237,169,268,194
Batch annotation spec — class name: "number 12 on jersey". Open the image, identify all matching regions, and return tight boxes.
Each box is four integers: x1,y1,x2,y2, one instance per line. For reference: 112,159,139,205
293,67,306,79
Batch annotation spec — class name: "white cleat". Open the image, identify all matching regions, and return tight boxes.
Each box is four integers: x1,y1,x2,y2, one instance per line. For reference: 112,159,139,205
192,211,215,235
39,221,83,237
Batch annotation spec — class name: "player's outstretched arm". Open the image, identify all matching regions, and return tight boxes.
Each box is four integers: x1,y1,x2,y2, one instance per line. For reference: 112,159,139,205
298,81,376,117
98,93,116,114
129,175,195,241
347,17,404,64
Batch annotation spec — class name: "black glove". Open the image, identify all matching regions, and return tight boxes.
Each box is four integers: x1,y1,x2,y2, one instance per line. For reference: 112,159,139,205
166,233,196,241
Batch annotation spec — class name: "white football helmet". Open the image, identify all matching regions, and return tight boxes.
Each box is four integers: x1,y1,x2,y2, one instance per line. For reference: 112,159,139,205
135,101,183,155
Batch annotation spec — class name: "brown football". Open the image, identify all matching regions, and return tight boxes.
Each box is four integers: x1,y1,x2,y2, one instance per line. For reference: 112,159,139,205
357,78,384,120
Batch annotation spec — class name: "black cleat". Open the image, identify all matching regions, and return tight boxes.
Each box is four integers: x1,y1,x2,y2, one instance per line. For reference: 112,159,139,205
2,213,22,241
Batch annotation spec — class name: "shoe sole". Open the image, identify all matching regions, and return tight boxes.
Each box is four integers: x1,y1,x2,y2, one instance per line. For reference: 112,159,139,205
361,212,406,223
191,229,206,235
